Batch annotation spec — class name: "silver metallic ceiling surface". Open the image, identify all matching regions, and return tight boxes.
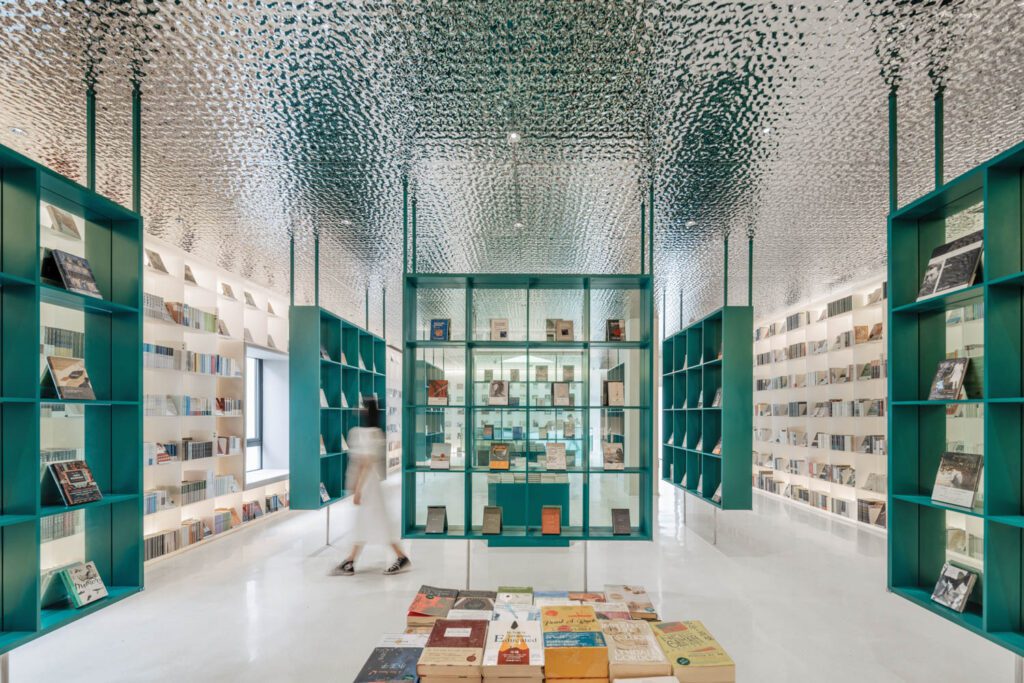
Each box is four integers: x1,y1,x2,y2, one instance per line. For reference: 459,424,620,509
1,1,1022,339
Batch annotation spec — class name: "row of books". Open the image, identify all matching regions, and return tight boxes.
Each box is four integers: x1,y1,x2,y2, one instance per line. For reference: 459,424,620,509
754,471,888,525
755,362,887,391
143,342,242,377
754,288,886,342
420,503,633,536
753,453,888,490
41,510,82,543
755,398,885,418
145,436,242,465
41,325,85,359
144,394,244,417
753,428,886,453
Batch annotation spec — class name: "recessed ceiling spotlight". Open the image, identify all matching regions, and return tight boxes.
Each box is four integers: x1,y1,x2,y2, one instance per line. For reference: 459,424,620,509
507,132,521,145
340,219,353,226
512,222,524,230
685,220,696,227
762,126,772,134
9,126,26,136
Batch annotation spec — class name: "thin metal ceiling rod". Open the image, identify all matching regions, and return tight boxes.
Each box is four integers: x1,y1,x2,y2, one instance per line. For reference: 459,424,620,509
723,234,729,307
131,80,141,213
934,85,944,189
640,201,646,275
315,230,320,308
402,176,409,275
888,88,898,214
648,182,654,278
748,233,754,307
86,81,96,190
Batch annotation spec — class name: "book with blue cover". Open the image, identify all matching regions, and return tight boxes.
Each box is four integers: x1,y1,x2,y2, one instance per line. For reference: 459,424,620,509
430,319,450,341
354,646,421,682
543,631,607,647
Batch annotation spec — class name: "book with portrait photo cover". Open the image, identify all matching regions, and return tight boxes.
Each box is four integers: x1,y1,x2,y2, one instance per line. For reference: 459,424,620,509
427,379,449,406
44,356,96,400
917,230,983,301
46,205,82,240
931,561,978,613
931,451,983,509
928,358,969,400
488,380,509,406
48,460,103,506
44,249,102,298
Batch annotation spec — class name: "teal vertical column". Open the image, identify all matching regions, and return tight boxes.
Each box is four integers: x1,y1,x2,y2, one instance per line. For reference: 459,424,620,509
934,86,944,189
131,80,141,213
314,231,320,308
648,182,654,278
640,202,646,274
888,89,898,213
411,197,418,274
289,233,295,307
402,176,409,274
723,235,729,306
86,83,96,190
747,234,753,306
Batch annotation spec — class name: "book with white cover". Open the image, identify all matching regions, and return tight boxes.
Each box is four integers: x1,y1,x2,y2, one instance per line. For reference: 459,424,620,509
544,443,567,470
492,604,541,622
377,633,429,648
430,442,452,470
601,619,671,678
483,617,544,674
931,451,982,508
447,609,493,621
490,318,510,341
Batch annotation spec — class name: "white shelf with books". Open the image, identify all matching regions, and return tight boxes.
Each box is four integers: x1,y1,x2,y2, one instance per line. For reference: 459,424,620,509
142,237,291,563
751,279,889,530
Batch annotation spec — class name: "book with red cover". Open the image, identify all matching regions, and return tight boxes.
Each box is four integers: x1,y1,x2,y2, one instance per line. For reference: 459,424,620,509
425,618,488,649
418,618,488,677
407,585,458,626
48,461,103,506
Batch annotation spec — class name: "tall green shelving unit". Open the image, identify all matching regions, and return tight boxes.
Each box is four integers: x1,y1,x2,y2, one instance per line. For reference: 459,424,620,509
0,144,143,653
289,306,386,509
888,138,1024,655
660,306,752,510
402,273,654,545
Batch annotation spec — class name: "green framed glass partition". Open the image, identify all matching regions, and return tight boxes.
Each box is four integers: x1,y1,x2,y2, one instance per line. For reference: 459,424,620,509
888,138,1024,655
402,273,654,545
660,306,752,510
0,143,143,653
288,306,386,509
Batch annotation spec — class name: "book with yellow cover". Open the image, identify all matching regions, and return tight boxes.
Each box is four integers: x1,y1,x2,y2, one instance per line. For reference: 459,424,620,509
541,606,608,680
650,621,735,683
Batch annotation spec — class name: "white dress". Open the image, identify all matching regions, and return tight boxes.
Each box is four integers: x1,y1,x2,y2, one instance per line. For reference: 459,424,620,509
347,426,396,544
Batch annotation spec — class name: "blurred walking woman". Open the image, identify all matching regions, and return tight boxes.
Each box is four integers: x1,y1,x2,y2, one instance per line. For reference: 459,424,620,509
336,398,411,575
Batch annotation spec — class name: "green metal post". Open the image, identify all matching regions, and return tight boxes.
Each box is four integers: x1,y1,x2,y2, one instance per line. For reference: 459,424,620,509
747,235,753,307
648,182,654,278
640,201,646,274
365,287,369,329
314,231,320,308
131,80,141,213
402,176,408,274
86,84,96,190
723,236,729,307
411,197,418,274
888,89,898,213
382,288,386,342
289,233,295,307
934,86,944,189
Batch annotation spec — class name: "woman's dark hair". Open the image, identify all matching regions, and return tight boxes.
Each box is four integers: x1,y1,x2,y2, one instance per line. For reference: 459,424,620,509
362,397,382,429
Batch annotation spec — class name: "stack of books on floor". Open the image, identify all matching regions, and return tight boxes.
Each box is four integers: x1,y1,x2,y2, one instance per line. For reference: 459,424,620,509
355,584,734,682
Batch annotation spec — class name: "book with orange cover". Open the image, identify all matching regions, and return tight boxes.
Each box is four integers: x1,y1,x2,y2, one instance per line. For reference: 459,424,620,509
541,506,561,535
407,585,458,627
540,605,608,679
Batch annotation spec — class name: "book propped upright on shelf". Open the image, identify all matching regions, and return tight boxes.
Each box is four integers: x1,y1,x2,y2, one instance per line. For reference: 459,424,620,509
603,380,625,406
544,442,567,470
430,442,452,470
43,356,96,400
319,482,330,503
243,291,257,308
488,380,510,406
928,358,970,400
42,249,102,298
45,205,82,240
556,319,574,341
319,388,329,408
563,365,574,382
425,506,448,534
931,451,983,509
712,483,723,503
49,461,103,506
220,282,236,300
430,319,450,341
144,248,169,274
917,230,983,301
552,381,571,406
489,443,510,470
183,264,198,285
650,620,735,683
427,379,449,406
482,505,502,535
541,505,562,535
319,434,328,455
931,561,979,613
612,508,631,535
267,300,276,316
490,318,510,341
58,561,108,608
607,318,626,341
602,442,625,470
216,319,230,337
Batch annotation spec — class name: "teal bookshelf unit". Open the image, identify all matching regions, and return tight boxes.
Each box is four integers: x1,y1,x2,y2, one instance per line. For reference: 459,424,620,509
289,306,386,510
660,306,752,510
402,273,654,546
0,144,143,653
888,139,1024,655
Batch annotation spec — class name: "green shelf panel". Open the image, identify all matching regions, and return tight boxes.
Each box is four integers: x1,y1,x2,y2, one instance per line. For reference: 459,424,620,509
0,142,143,655
289,306,386,510
402,272,654,544
888,137,1024,657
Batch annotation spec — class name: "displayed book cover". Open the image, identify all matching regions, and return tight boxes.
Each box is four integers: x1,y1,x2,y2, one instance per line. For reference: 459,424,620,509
319,482,330,503
712,483,723,504
46,249,102,298
512,425,523,440
453,591,497,612
931,451,983,509
425,506,448,534
545,318,557,341
46,205,82,240
605,585,658,620
221,282,236,300
319,388,329,408
545,442,567,470
144,248,169,274
482,505,502,535
541,605,608,679
929,358,969,400
917,230,983,301
569,592,605,603
536,365,549,382
267,335,277,350
510,368,520,382
216,318,230,337
493,603,540,622
602,441,625,470
354,646,421,682
243,291,257,307
931,561,979,613
377,633,429,648
418,618,488,676
552,382,571,406
482,424,494,440
44,356,96,400
588,601,631,620
183,264,198,285
489,443,511,470
488,380,510,406
427,379,449,406
602,619,671,678
603,380,625,406
484,369,494,382
607,318,626,341
868,322,883,341
244,327,254,343
612,508,631,535
430,318,450,341
446,608,492,621
49,461,103,506
408,585,458,622
430,442,452,470
563,365,574,382
541,505,562,535
319,435,327,455
59,561,108,608
267,301,276,316
496,586,534,605
556,319,574,341
564,419,576,438
490,318,510,341
854,325,869,344
711,387,722,407
650,621,735,680
712,438,722,455
483,617,544,672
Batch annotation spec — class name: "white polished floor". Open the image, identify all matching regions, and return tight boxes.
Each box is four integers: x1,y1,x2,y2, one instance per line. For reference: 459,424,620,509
14,480,1012,682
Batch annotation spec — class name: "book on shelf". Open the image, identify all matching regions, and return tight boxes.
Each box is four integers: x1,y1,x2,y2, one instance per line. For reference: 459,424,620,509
564,419,576,438
484,368,494,382
712,483,723,503
341,433,349,451
58,561,108,608
650,621,735,683
267,300,276,316
931,451,983,509
607,318,626,341
319,482,330,503
541,605,608,680
243,327,254,343
320,388,329,408
602,619,671,679
489,443,510,470
556,319,574,341
510,368,521,382
712,437,722,455
496,586,534,605
482,505,502,534
425,505,448,534
430,319,450,341
931,561,979,613
488,380,510,406
928,358,969,400
430,442,452,470
221,282,236,300
603,380,625,406
490,318,510,341
417,618,488,678
602,442,625,470
43,249,102,298
611,508,631,535
605,585,658,621
711,387,722,407
867,322,883,341
407,585,458,627
483,613,544,675
544,442,567,470
45,204,82,239
563,365,574,382
482,424,494,440
854,325,870,344
319,434,328,455
144,248,168,274
427,379,449,406
452,590,497,612
917,230,983,301
43,356,96,400
216,318,230,337
696,389,704,408
541,505,562,535
552,382,571,406
48,461,103,506
267,335,277,350
243,291,257,308
183,264,197,285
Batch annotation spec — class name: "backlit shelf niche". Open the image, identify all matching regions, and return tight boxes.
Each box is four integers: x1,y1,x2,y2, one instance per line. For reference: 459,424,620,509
750,281,889,530
141,238,290,562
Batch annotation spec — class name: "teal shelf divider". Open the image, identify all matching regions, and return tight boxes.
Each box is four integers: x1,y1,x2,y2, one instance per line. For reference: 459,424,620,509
888,137,1024,656
660,306,752,510
0,142,143,654
402,273,654,545
288,306,386,510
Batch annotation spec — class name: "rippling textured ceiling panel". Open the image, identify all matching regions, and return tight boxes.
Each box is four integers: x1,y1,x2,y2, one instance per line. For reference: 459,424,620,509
1,0,1023,340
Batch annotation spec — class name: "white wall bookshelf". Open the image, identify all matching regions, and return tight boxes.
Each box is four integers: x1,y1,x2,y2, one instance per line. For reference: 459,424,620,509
142,237,291,562
751,278,888,531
